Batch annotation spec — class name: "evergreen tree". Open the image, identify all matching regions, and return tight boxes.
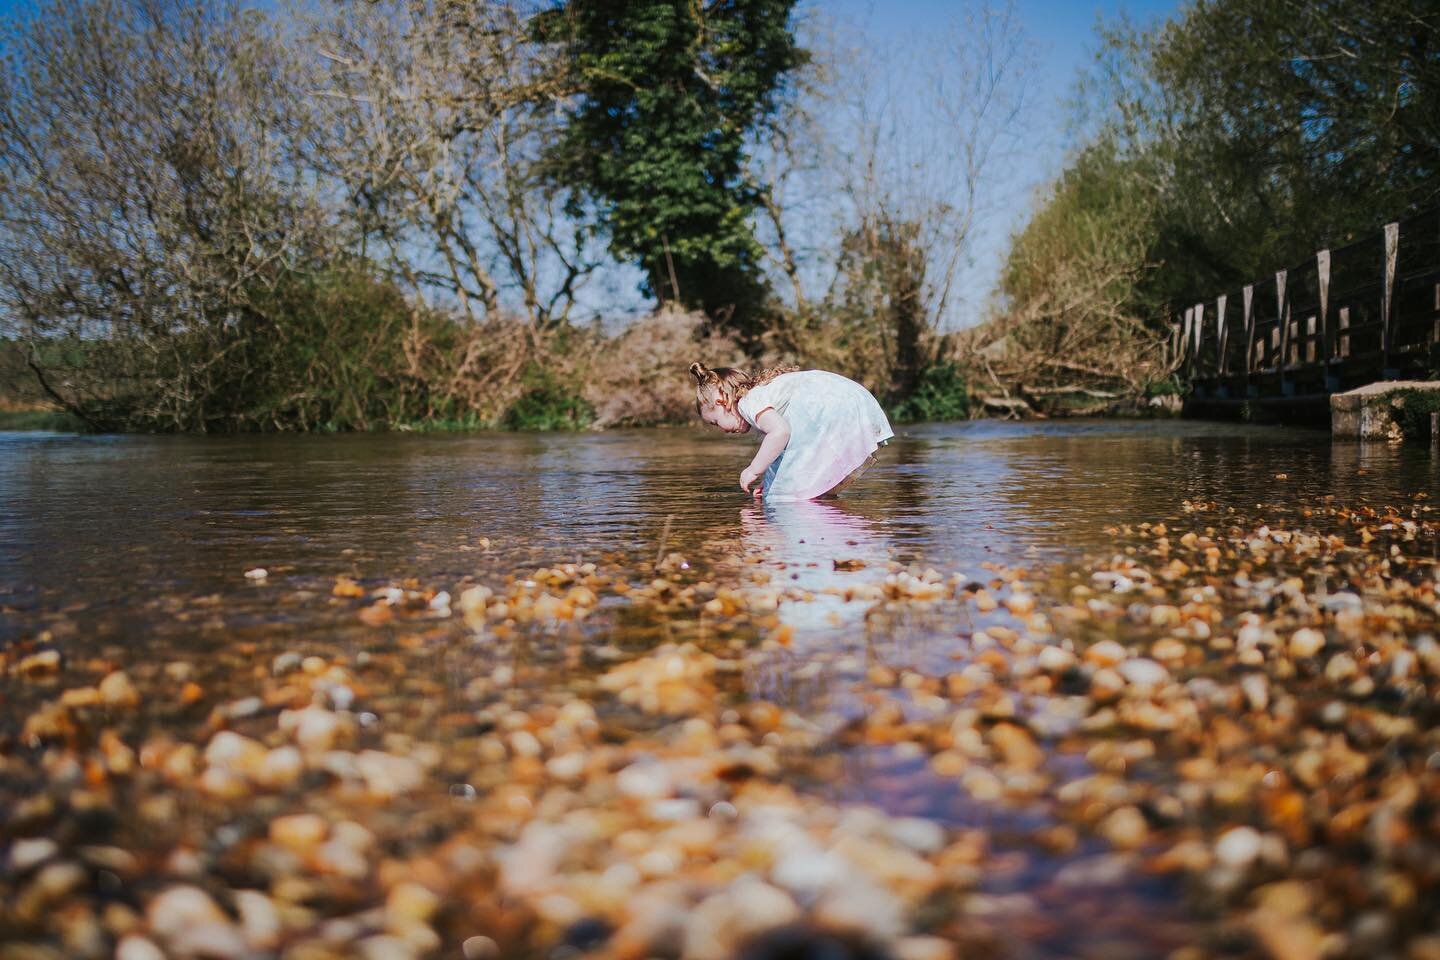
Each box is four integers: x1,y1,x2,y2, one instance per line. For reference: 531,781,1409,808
535,0,806,338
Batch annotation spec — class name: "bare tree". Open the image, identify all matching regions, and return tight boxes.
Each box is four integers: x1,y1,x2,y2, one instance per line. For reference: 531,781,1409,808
0,0,355,429
305,0,602,333
755,1,1033,400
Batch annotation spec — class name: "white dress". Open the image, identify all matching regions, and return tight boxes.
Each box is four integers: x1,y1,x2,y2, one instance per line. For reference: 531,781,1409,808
736,370,894,501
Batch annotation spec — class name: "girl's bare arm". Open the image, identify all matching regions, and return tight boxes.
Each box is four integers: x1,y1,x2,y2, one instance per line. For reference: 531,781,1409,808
740,409,790,492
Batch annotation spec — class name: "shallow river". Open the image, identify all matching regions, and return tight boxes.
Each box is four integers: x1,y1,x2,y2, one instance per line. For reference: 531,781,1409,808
1,421,1437,960
6,420,1435,623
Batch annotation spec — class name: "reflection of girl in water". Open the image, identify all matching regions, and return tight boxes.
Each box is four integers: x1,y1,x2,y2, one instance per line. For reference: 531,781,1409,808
689,362,894,501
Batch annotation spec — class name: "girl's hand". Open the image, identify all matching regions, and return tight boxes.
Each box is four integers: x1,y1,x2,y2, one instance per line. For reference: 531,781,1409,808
739,466,761,495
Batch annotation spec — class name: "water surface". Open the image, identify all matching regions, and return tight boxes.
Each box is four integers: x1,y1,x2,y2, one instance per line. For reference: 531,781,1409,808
2,420,1436,958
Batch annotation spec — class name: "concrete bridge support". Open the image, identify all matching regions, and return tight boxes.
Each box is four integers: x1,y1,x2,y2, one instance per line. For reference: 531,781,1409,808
1330,381,1440,441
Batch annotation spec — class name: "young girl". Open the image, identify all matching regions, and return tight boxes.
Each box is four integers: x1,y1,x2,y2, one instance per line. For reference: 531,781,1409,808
689,362,894,501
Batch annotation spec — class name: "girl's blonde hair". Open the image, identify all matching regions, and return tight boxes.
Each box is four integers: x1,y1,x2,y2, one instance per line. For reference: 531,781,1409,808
688,361,798,413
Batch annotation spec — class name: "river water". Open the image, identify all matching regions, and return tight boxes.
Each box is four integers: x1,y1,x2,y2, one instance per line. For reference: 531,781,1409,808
6,420,1434,626
1,420,1437,959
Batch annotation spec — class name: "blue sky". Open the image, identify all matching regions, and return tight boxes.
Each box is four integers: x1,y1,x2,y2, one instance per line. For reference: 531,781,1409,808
809,0,1183,326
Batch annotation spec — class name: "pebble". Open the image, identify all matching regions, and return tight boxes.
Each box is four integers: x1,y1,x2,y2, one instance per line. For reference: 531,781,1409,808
462,935,500,960
386,881,440,928
271,652,302,675
145,885,231,939
270,814,328,854
357,935,421,960
989,723,1045,771
254,746,304,789
234,890,282,949
116,936,167,960
1085,640,1128,666
1214,827,1263,869
616,759,674,799
98,670,140,707
279,705,346,753
1241,673,1270,711
10,837,59,872
1288,628,1326,658
1151,637,1188,662
1100,806,1149,849
1116,658,1170,687
885,817,946,854
684,878,801,960
355,750,425,797
894,936,957,960
1037,645,1076,672
6,505,1439,960
15,648,62,676
1324,653,1358,682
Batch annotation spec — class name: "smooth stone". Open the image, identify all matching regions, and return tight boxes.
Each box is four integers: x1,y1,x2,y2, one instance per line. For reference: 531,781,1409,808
1215,826,1263,868
1288,628,1326,658
146,886,230,940
234,890,281,949
1116,658,1170,687
98,671,140,707
1100,806,1148,849
1085,640,1127,666
10,837,59,872
386,882,440,927
616,760,673,799
1037,646,1076,672
116,936,167,960
1241,674,1270,711
254,747,304,789
279,705,345,753
462,935,500,960
269,814,327,855
885,817,946,854
356,935,420,960
683,877,800,960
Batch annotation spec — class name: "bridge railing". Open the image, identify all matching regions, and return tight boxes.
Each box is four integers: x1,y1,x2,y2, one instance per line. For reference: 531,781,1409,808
1173,207,1440,399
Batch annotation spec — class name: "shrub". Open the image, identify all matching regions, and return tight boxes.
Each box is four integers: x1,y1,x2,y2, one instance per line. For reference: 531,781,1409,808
579,310,748,428
889,363,970,423
1389,389,1440,443
503,367,595,431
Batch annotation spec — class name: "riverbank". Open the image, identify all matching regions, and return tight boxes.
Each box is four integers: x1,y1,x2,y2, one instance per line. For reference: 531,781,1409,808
0,408,92,432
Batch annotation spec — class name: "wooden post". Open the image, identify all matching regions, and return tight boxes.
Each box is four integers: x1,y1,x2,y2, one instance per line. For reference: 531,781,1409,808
1243,284,1257,377
1275,270,1288,371
1317,249,1331,367
1192,302,1204,371
1181,306,1194,374
1216,293,1229,375
1383,221,1398,372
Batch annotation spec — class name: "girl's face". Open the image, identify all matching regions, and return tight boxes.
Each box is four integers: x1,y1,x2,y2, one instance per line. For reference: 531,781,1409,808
700,397,750,434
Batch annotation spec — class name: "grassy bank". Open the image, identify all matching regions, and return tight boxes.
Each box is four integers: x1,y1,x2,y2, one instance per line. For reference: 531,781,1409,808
0,408,91,432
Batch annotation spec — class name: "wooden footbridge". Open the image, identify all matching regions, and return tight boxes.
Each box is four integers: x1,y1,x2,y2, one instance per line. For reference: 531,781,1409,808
1175,207,1440,419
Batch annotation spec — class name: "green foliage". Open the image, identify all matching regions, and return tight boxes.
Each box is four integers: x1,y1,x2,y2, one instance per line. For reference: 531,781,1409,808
1144,376,1183,398
503,367,595,431
1389,390,1440,443
889,363,970,424
0,409,91,432
1006,0,1440,332
535,0,806,337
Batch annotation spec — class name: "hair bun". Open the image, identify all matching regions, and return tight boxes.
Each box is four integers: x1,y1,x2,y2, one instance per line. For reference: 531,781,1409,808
688,361,708,382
